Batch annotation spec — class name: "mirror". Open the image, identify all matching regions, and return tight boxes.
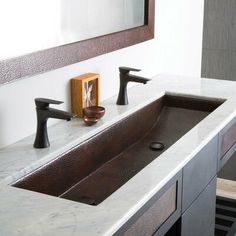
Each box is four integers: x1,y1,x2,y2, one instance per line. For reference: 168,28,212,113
0,0,154,85
0,0,145,60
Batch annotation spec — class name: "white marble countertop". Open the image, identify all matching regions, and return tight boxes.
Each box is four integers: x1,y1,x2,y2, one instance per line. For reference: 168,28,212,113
1,75,236,236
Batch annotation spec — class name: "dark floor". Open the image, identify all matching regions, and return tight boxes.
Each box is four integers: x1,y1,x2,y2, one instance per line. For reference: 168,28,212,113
215,197,236,236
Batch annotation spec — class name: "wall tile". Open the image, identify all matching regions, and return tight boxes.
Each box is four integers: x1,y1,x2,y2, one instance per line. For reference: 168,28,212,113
202,49,231,80
229,0,236,50
229,51,236,81
202,0,230,50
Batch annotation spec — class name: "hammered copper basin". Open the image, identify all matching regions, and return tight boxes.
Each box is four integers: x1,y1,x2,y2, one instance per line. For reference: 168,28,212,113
13,95,223,206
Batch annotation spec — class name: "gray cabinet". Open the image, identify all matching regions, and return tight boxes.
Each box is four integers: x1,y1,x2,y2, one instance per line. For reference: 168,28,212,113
182,136,218,212
115,133,229,236
181,177,216,236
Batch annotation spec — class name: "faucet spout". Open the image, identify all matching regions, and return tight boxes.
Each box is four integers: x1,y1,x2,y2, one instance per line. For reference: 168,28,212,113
126,74,150,84
47,107,75,121
116,67,151,105
33,98,76,148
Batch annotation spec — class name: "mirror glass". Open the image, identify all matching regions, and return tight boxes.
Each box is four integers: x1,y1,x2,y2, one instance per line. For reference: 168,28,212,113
0,0,145,61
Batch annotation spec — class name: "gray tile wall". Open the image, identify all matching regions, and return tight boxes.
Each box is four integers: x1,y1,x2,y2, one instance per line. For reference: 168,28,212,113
201,0,236,81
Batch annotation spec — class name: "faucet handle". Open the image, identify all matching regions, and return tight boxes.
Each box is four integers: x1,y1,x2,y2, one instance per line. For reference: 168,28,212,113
119,67,141,74
35,98,63,109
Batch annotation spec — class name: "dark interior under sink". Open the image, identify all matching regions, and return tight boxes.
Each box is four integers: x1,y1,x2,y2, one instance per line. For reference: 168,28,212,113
12,95,224,206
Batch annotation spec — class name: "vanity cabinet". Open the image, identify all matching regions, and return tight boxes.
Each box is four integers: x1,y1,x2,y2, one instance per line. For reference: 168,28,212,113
182,136,218,212
181,177,216,236
114,172,182,236
180,137,218,236
115,137,219,236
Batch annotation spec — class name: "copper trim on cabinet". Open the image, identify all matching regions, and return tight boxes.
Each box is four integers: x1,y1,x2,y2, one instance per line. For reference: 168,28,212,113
220,122,236,159
123,183,177,236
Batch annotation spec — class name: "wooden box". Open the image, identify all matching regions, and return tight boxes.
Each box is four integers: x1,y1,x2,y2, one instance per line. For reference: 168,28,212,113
71,73,100,117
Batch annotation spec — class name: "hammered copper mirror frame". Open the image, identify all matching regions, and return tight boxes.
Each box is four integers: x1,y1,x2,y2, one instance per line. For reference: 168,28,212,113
0,0,154,85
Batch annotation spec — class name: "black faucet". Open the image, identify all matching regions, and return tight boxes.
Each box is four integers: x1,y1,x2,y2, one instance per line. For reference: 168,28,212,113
116,67,151,105
33,98,75,149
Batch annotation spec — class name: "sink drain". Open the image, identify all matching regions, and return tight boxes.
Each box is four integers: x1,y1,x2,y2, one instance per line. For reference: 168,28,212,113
149,142,165,151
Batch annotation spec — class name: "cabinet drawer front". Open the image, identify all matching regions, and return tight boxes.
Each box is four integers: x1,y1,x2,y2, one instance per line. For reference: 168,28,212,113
182,135,218,212
115,172,182,236
181,177,216,236
220,121,236,159
123,184,176,236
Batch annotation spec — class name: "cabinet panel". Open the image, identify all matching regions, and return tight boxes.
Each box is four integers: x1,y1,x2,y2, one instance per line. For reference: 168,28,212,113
219,116,236,170
115,172,182,236
181,177,216,236
218,152,236,181
182,136,218,212
220,120,236,158
123,184,176,236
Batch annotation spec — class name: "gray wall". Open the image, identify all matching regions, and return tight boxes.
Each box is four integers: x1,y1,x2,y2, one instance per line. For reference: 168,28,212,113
202,0,236,181
201,0,236,80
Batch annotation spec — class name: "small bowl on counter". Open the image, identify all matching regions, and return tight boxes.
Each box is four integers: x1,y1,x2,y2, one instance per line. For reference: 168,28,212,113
83,106,105,126
83,116,99,126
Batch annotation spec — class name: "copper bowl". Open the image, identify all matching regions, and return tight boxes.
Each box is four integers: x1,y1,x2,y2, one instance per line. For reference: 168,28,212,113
83,116,99,126
83,106,105,119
